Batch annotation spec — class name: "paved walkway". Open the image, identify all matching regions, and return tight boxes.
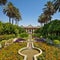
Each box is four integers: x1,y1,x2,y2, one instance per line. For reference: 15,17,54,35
18,34,42,60
21,49,39,60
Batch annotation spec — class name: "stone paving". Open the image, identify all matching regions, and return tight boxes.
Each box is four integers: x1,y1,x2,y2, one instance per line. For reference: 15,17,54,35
18,34,42,60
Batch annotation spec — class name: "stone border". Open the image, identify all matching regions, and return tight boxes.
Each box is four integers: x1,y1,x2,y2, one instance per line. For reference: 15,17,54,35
32,42,42,60
18,42,29,60
18,47,27,60
18,41,31,60
18,40,42,60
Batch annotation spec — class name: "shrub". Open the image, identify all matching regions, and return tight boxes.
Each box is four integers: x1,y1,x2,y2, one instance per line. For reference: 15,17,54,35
46,38,53,45
0,22,26,36
0,40,6,48
0,43,2,48
35,38,46,42
19,33,28,38
0,34,15,41
34,20,60,40
53,40,60,45
32,33,41,38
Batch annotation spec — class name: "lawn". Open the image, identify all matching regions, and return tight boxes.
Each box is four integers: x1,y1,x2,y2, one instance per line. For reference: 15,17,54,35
0,42,27,60
34,42,60,60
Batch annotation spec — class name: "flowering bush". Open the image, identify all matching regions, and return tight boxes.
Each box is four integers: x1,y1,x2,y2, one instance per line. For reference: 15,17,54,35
35,38,46,42
14,38,25,43
34,42,60,60
0,42,27,60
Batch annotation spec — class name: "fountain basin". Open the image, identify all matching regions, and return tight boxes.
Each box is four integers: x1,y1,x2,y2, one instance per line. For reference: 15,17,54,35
21,48,39,60
18,42,42,60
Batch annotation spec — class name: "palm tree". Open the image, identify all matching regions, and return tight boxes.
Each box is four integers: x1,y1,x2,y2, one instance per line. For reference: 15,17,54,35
53,0,60,12
14,8,22,25
3,2,22,25
0,0,7,5
38,14,46,27
11,6,16,24
44,10,52,22
43,1,54,22
3,2,15,23
44,1,54,15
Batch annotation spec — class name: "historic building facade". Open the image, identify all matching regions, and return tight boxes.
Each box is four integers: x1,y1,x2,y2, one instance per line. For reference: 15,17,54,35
21,25,40,34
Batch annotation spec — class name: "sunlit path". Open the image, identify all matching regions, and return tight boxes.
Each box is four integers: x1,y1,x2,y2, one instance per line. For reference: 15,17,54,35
21,49,39,60
19,34,42,60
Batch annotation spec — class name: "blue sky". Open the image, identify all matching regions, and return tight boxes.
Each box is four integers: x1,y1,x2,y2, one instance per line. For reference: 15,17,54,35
0,0,60,26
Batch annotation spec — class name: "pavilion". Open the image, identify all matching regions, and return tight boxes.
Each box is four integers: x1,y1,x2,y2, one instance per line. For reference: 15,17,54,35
21,25,40,34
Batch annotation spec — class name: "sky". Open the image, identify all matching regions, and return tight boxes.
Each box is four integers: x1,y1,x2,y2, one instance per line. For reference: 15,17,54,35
0,0,60,26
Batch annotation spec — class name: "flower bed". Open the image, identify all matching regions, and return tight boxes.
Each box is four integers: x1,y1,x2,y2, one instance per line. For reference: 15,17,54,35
34,42,60,60
35,38,46,42
14,38,26,43
0,42,27,60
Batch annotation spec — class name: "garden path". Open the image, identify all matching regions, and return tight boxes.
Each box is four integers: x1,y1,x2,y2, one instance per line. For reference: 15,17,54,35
21,34,39,60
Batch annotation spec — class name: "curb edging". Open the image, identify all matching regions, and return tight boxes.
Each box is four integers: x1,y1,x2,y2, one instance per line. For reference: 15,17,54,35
32,42,42,60
18,47,27,60
18,40,42,60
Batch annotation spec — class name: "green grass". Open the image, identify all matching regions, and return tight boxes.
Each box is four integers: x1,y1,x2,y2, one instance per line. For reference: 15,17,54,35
0,42,27,60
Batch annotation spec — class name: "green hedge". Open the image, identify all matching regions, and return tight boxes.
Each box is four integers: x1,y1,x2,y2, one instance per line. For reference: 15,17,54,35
19,33,28,38
0,34,15,41
53,40,60,45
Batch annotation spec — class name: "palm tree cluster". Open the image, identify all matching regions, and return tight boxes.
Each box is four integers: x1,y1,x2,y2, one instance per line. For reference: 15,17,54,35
38,0,60,26
38,13,51,26
53,0,60,12
0,0,7,5
0,0,21,25
3,2,21,25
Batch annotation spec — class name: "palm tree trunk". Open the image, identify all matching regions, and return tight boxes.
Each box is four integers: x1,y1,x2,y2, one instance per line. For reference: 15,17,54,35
15,20,18,25
9,17,11,23
12,18,14,24
41,23,42,27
